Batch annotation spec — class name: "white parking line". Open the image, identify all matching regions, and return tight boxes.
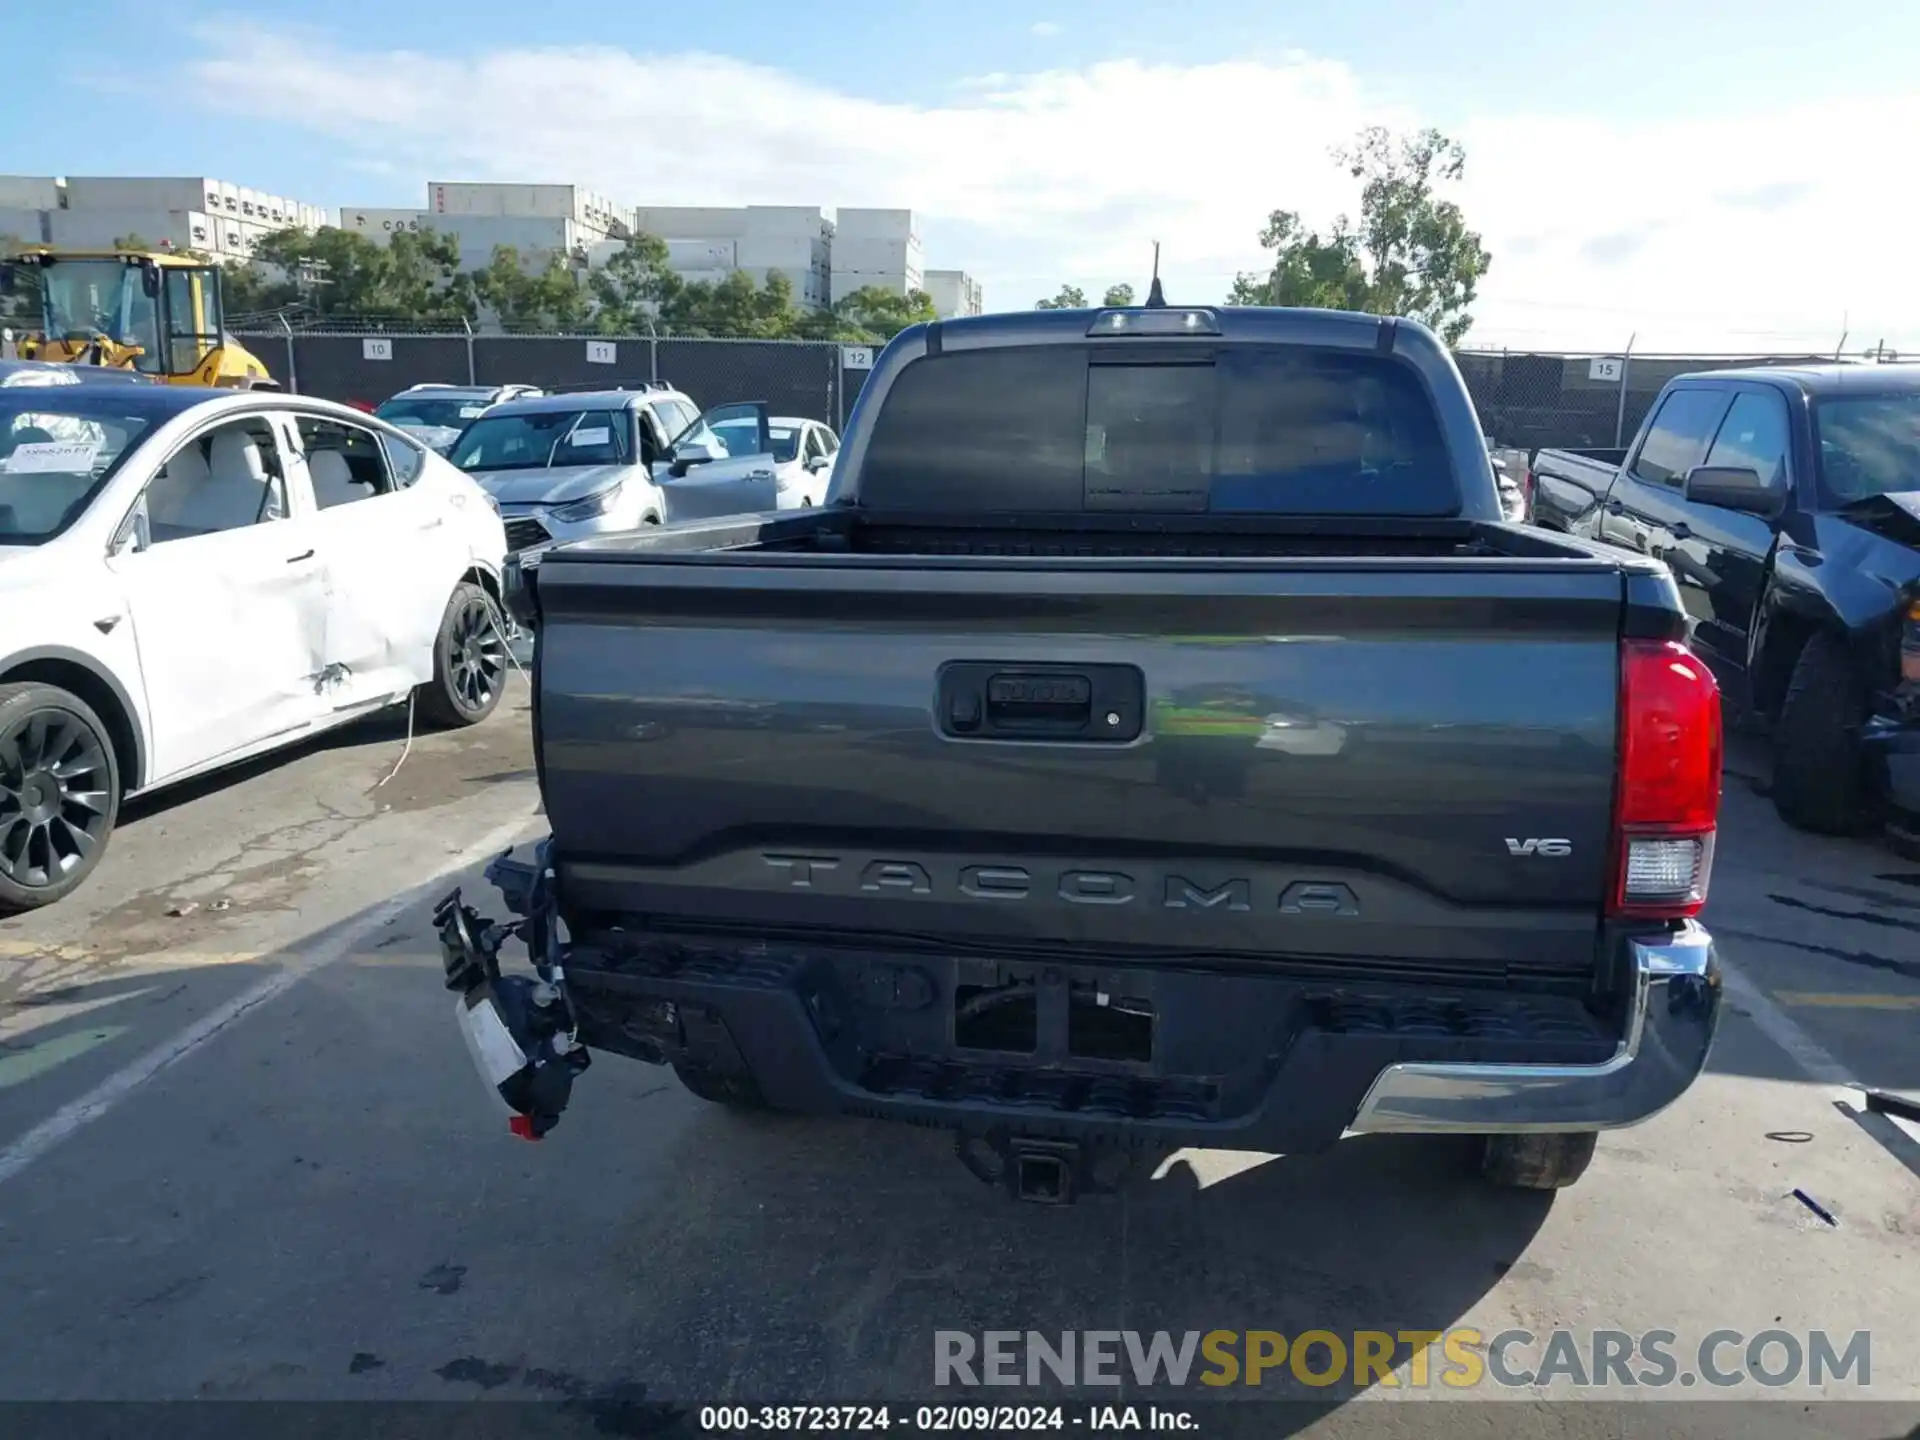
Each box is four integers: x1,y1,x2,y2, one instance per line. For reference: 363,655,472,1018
1721,959,1920,1157
0,813,537,1190
1719,961,1857,1090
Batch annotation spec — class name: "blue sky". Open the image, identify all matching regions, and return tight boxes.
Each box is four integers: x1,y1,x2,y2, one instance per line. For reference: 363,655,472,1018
5,2,1914,350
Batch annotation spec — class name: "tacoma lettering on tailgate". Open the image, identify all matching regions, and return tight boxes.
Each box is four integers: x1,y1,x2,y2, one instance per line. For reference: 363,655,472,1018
762,854,1359,916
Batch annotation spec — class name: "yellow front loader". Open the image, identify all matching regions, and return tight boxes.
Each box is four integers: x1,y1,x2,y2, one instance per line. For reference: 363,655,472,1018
0,247,277,388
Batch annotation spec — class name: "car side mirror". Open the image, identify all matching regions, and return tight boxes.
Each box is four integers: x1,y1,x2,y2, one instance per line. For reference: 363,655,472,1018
806,454,832,474
110,505,150,557
668,439,718,478
1684,464,1786,519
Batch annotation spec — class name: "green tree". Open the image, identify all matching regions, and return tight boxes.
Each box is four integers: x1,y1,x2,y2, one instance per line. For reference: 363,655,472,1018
1034,284,1088,310
585,233,679,333
820,285,937,342
1229,125,1491,344
1101,283,1135,307
221,259,294,317
474,247,591,331
246,226,472,322
663,270,790,338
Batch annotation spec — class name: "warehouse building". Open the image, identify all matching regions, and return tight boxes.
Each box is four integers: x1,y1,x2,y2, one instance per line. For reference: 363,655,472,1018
830,208,924,303
925,269,984,318
634,205,835,310
0,175,329,263
340,182,635,275
9,174,977,320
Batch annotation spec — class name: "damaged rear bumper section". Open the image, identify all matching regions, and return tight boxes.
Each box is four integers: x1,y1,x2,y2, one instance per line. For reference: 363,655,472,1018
543,920,1720,1155
571,933,1717,1151
439,849,1719,1158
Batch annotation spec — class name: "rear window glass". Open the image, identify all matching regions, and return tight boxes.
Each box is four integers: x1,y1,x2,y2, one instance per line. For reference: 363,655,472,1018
859,345,1456,514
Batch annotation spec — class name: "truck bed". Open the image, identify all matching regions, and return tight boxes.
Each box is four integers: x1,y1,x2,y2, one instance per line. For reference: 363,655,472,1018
1530,447,1629,534
517,510,1661,990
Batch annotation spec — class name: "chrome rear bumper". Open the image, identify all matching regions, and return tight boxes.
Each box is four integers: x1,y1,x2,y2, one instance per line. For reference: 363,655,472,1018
1348,922,1720,1135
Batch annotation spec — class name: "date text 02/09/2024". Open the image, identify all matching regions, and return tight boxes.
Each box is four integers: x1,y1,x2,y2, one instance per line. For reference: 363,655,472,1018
698,1405,1197,1432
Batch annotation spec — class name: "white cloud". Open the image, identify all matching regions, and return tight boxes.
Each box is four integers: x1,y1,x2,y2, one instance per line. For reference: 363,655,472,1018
189,22,1920,352
1030,21,1063,37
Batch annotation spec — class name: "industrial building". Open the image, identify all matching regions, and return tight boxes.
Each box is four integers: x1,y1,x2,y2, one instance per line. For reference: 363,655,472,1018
925,269,984,319
633,205,834,310
830,208,923,303
341,192,941,313
340,182,635,275
0,175,329,263
4,173,979,319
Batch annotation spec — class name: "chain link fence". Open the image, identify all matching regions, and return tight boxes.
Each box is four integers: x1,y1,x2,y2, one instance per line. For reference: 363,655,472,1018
235,325,1842,451
234,328,860,428
1454,350,1840,453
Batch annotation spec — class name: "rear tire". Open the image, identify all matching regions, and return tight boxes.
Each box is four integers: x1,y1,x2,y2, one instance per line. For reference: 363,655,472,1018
672,1060,770,1111
417,582,507,729
1771,632,1874,834
1480,1132,1597,1190
0,683,121,914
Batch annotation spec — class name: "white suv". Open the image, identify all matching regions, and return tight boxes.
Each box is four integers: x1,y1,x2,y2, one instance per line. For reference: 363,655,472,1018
0,384,510,911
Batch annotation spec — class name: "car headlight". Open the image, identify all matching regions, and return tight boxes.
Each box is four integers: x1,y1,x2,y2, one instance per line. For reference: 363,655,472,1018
549,481,624,524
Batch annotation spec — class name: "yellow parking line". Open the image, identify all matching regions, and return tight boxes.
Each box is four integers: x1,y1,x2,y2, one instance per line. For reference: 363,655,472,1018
1775,992,1920,1010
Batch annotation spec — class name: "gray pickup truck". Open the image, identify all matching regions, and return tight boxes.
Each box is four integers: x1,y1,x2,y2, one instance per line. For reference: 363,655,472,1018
436,304,1725,1203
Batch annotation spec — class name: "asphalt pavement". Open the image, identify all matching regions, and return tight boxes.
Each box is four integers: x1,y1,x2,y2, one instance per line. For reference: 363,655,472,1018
0,692,1914,1437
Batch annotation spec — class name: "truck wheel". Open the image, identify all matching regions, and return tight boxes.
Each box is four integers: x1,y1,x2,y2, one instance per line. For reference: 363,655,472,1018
1772,632,1874,834
0,683,121,914
417,583,508,729
671,1060,770,1111
1480,1132,1597,1190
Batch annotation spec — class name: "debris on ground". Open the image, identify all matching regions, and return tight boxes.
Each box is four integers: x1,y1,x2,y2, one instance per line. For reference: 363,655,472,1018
1792,1188,1839,1226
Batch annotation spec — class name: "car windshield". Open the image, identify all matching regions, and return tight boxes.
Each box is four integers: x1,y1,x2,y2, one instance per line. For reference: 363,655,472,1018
449,409,631,471
0,399,151,544
1814,394,1920,505
376,397,488,431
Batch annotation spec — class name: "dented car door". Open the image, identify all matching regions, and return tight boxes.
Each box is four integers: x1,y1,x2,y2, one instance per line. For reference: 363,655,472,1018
284,411,463,710
109,411,331,781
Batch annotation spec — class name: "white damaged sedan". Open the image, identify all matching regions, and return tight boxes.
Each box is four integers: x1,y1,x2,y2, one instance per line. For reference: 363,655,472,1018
0,380,510,911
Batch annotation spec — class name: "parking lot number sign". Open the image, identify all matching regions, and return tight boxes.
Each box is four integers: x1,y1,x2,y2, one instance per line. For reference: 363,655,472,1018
586,341,617,365
363,338,393,361
840,346,874,370
1588,357,1624,382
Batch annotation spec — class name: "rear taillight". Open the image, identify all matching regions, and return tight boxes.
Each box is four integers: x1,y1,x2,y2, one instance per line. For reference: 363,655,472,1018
1901,598,1920,685
1611,640,1722,919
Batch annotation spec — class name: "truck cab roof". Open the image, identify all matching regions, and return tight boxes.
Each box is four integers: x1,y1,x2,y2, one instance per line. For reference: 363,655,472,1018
1674,362,1920,397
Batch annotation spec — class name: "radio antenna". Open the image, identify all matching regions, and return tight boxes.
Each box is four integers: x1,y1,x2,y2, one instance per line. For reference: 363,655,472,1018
1145,241,1167,308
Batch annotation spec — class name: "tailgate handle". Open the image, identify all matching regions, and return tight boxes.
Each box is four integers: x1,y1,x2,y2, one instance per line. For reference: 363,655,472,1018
938,661,1143,743
987,672,1091,728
